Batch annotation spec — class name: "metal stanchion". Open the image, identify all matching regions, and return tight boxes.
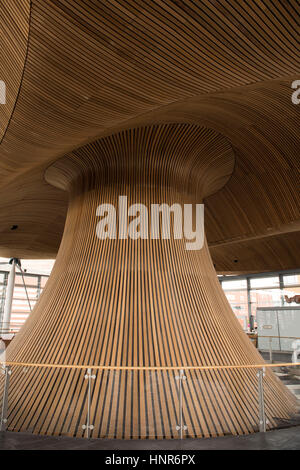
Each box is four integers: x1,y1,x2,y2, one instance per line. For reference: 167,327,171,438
82,368,96,438
0,365,12,432
175,369,187,439
257,367,267,433
269,337,273,364
2,259,17,334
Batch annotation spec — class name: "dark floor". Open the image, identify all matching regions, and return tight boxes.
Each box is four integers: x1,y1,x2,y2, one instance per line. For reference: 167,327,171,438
1,426,300,450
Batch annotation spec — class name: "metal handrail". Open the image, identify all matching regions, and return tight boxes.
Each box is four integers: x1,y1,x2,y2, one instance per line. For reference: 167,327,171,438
258,335,300,340
1,360,299,437
257,335,300,363
0,361,300,371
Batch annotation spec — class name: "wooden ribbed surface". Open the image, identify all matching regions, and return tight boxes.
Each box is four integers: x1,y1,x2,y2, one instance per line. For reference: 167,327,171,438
210,231,300,274
0,2,299,271
1,0,298,179
0,0,30,141
3,125,296,438
0,79,299,271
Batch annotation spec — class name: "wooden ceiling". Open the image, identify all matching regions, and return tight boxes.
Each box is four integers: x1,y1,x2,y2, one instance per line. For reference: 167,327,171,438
0,0,299,272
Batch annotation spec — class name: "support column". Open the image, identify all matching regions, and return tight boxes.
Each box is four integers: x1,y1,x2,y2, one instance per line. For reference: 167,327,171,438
3,125,297,438
2,259,17,334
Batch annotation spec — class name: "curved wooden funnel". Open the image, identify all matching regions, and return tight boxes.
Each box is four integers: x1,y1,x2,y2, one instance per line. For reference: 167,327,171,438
4,125,296,438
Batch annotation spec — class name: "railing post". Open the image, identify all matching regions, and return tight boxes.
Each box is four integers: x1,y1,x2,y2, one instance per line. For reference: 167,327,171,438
82,368,96,438
0,365,12,431
2,259,16,334
257,367,267,433
175,369,187,439
269,337,273,364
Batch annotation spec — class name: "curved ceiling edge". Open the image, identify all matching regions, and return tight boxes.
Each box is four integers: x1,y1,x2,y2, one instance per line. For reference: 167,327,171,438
0,0,31,143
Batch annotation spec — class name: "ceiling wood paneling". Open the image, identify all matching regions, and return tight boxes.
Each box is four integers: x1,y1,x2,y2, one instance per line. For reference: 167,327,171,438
0,1,299,272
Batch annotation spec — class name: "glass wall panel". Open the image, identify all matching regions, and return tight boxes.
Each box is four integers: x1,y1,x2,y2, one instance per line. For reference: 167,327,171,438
41,276,49,288
250,289,283,319
222,279,247,290
283,286,300,305
250,277,279,289
223,290,248,330
221,271,300,332
283,274,300,286
15,273,38,286
0,270,49,332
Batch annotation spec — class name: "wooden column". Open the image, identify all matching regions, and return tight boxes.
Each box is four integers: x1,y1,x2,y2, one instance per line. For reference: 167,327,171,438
3,125,296,438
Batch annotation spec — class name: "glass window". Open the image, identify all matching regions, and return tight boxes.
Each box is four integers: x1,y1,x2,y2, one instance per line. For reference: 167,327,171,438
222,279,247,290
283,286,300,304
15,273,38,286
13,286,39,300
41,276,49,288
250,288,283,319
250,276,279,288
283,274,300,286
223,289,249,330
